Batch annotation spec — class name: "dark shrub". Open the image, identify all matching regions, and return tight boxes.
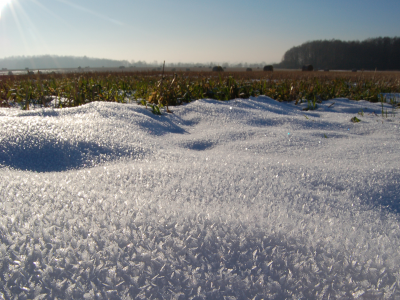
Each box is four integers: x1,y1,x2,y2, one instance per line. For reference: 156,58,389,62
263,65,274,71
302,65,314,71
212,66,224,72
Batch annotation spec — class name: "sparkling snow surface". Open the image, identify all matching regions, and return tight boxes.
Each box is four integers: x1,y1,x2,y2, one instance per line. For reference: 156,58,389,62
0,97,400,299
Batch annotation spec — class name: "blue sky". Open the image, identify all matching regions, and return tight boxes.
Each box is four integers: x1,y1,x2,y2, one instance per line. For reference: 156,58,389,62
1,0,399,64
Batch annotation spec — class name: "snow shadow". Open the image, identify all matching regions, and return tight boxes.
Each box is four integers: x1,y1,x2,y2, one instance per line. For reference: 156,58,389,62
106,105,188,136
361,177,400,215
181,140,216,151
137,119,187,136
0,140,133,172
239,96,299,116
307,98,394,115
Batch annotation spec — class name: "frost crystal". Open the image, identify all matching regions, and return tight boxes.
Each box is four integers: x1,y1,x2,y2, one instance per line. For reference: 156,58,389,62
0,98,399,298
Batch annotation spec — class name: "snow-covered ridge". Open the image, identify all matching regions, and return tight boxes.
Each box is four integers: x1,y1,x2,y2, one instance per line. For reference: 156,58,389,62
0,97,399,299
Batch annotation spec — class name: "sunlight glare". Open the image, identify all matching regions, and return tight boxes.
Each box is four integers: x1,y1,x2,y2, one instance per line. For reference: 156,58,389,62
0,0,12,19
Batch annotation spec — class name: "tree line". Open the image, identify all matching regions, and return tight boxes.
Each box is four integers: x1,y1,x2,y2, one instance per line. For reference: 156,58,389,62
277,37,400,71
0,55,270,70
0,55,131,70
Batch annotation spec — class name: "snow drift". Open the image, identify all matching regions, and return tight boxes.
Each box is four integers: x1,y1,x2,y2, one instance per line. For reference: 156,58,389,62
0,97,399,299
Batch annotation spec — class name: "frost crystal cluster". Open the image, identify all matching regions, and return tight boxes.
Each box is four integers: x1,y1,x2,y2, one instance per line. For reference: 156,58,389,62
0,97,399,299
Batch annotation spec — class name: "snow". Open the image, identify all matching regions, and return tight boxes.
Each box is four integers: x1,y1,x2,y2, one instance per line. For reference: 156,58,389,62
0,96,399,299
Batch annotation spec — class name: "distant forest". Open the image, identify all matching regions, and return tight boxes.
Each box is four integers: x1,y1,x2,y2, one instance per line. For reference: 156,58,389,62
0,55,131,70
0,55,267,70
278,37,400,70
2,37,399,71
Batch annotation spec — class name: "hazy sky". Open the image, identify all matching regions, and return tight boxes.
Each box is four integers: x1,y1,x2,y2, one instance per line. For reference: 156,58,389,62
1,0,399,64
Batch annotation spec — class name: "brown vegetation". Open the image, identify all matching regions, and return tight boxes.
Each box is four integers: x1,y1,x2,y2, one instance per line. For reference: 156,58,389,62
0,70,399,109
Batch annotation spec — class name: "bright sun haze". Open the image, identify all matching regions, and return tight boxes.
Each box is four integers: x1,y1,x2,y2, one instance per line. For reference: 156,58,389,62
0,0,11,15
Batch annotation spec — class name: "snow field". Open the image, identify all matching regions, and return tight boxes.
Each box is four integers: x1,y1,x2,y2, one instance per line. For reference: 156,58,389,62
0,97,400,299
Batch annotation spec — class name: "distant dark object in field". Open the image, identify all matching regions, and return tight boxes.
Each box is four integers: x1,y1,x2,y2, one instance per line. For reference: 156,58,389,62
302,65,314,71
171,68,176,72
186,68,190,72
8,71,13,75
119,66,125,69
263,65,274,71
352,69,357,72
324,69,330,72
246,68,252,72
212,66,224,72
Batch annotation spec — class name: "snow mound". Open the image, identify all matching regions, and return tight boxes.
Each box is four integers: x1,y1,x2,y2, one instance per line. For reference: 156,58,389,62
0,97,399,299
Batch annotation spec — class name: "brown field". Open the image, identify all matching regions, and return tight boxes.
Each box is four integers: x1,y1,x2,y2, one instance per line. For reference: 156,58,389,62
1,67,399,109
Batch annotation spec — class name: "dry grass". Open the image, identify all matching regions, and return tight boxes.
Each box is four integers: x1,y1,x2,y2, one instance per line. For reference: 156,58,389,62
0,70,399,109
